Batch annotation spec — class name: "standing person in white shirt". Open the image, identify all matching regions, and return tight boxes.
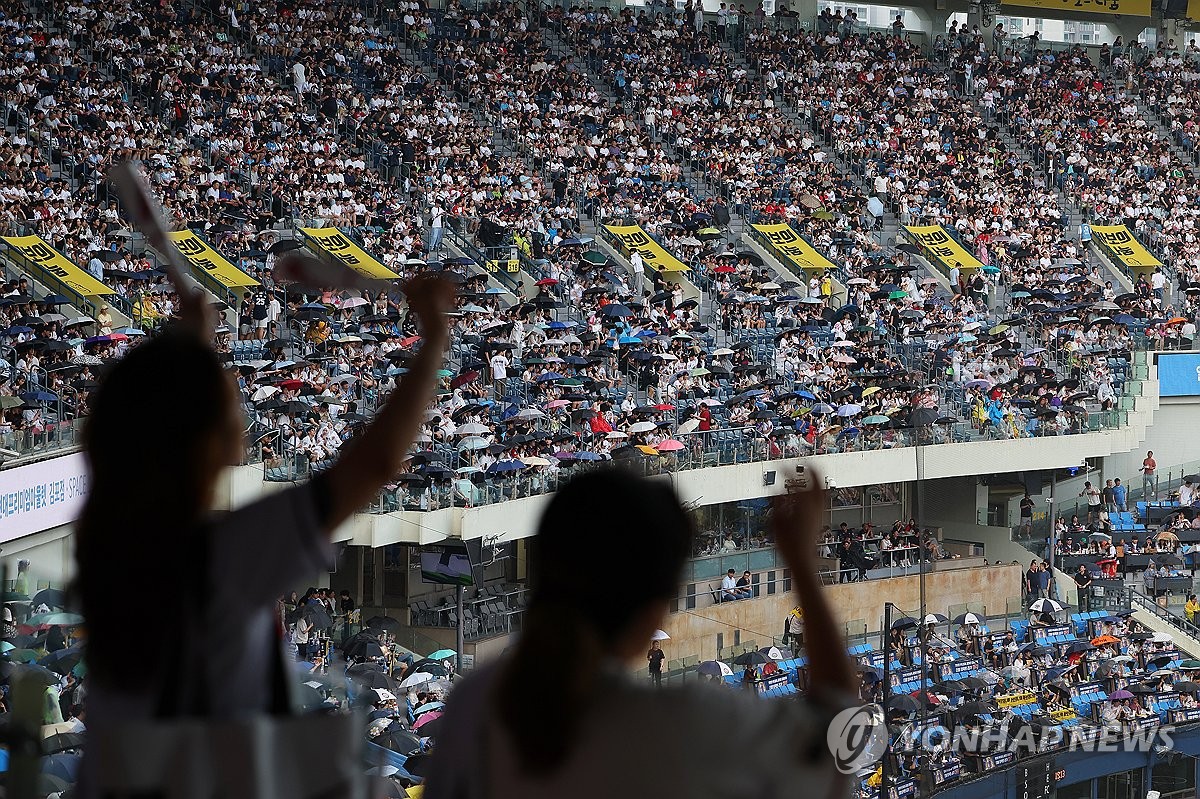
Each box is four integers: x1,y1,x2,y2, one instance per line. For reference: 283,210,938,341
490,351,510,393
429,203,445,251
629,250,644,298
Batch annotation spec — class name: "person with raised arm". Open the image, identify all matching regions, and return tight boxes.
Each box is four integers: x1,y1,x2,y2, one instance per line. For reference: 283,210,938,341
425,470,854,799
74,179,454,787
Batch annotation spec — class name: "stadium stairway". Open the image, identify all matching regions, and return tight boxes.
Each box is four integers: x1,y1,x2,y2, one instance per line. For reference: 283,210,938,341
737,231,850,306
1128,591,1200,659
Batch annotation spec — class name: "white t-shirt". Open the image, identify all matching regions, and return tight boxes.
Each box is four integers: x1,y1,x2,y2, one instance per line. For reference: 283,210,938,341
81,483,333,793
425,662,841,799
490,354,509,380
630,251,644,275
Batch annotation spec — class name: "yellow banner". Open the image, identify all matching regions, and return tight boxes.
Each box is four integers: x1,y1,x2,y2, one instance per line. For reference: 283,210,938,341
603,225,689,272
1051,707,1078,722
751,223,836,272
1004,0,1151,15
1,235,113,296
903,225,984,270
300,227,399,280
995,691,1037,709
486,258,519,274
1190,0,1200,19
166,231,258,289
1089,225,1162,269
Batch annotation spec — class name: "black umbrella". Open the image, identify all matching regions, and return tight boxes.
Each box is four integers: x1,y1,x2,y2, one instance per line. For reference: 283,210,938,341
302,603,333,630
366,615,404,633
1127,683,1158,694
348,668,390,690
956,700,993,717
733,651,769,666
31,588,66,609
910,408,939,426
885,694,920,713
43,732,86,754
890,616,919,630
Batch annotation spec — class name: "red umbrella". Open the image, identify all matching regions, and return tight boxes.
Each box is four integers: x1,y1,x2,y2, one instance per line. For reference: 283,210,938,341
399,335,421,347
450,371,479,389
714,265,737,274
535,278,558,286
279,379,304,391
653,403,675,411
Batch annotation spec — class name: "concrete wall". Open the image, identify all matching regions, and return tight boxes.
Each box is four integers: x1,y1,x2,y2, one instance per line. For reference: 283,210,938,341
656,563,1022,663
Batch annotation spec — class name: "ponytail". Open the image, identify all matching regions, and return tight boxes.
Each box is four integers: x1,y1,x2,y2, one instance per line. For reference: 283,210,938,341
495,605,604,775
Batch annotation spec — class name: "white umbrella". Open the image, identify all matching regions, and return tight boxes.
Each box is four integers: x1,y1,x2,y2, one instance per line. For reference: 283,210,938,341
606,431,629,440
398,671,434,689
523,456,552,467
1029,598,1064,613
629,421,657,433
1152,631,1174,644
252,385,279,401
651,629,670,641
341,297,369,308
712,347,735,356
847,277,871,285
455,422,491,436
513,408,545,420
678,419,701,434
697,660,734,677
759,646,785,660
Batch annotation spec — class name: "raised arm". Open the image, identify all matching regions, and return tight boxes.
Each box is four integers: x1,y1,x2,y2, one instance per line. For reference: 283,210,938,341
771,475,854,696
109,161,213,339
322,274,454,530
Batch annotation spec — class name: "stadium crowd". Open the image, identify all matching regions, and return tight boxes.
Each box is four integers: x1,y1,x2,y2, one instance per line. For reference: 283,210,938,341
5,1,1200,796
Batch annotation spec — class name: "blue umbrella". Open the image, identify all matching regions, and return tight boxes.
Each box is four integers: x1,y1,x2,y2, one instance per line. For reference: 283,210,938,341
575,452,603,461
42,752,81,782
547,321,571,330
487,460,526,474
21,390,57,404
618,335,642,345
41,294,70,305
4,326,33,335
536,372,565,383
426,649,456,660
601,304,633,318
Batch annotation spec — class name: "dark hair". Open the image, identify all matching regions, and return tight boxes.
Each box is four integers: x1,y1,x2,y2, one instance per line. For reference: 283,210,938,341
496,470,692,775
75,331,232,691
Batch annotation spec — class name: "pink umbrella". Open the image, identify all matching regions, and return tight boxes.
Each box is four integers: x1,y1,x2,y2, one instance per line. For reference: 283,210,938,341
544,399,570,409
413,710,443,730
656,439,685,452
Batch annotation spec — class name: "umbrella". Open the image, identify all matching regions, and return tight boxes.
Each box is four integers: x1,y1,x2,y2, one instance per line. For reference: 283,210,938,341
31,588,66,609
43,732,86,754
890,616,919,630
953,612,984,625
885,694,920,713
1091,635,1120,646
651,630,671,641
922,613,948,625
1029,598,1064,613
696,660,734,677
732,651,769,666
366,616,403,633
398,671,435,689
1109,689,1134,700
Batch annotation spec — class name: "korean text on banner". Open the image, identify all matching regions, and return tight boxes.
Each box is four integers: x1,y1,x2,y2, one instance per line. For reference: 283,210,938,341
1,235,113,296
750,223,836,272
603,225,689,272
903,225,983,270
300,227,400,280
166,231,258,289
1089,225,1162,269
1003,0,1151,15
0,452,89,543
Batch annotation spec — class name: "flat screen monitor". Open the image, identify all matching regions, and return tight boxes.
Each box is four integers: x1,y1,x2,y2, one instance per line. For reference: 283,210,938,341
420,550,474,586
